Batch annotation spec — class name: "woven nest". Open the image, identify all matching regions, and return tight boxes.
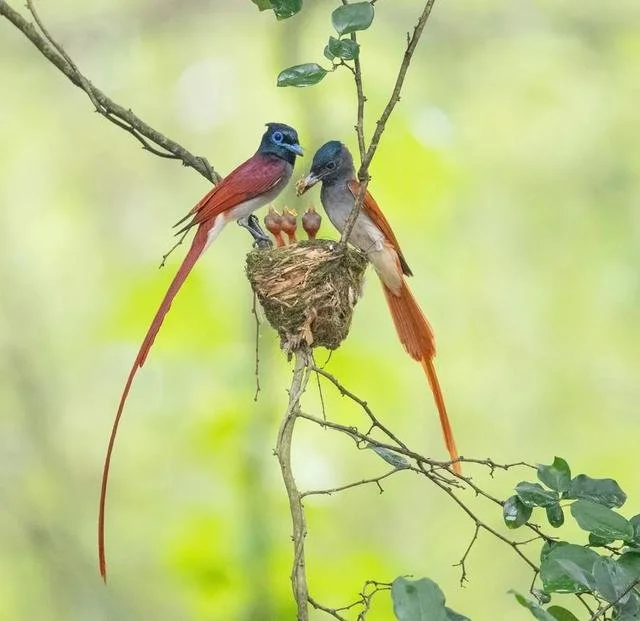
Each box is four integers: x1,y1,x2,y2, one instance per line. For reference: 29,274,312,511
246,239,369,353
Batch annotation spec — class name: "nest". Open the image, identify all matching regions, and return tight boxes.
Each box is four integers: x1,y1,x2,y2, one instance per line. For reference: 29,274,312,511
246,239,369,353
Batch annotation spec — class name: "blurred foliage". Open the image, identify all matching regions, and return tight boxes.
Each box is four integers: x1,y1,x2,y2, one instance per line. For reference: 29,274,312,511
1,0,639,619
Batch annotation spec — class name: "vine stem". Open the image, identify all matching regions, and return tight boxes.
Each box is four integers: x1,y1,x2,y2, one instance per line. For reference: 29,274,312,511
275,347,312,620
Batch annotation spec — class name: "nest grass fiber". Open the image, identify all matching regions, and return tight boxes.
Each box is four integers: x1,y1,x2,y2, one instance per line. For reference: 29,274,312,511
246,239,369,353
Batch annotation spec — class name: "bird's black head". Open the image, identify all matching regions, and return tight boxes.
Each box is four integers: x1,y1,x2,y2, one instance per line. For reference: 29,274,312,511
297,141,354,194
258,122,303,166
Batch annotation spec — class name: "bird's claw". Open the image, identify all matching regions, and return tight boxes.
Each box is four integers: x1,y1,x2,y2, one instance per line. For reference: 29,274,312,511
239,215,273,249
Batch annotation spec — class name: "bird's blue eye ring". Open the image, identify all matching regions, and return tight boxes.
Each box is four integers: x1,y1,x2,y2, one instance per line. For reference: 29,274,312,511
326,161,336,170
273,131,284,144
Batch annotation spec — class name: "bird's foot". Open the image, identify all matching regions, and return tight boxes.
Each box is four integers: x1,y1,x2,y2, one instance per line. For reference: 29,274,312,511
238,215,273,249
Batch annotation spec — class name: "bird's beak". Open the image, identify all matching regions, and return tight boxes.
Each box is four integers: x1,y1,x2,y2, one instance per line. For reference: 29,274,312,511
285,143,304,157
295,172,320,196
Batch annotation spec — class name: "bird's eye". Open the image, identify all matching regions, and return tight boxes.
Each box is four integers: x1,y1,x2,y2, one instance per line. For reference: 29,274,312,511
272,131,284,144
326,161,336,170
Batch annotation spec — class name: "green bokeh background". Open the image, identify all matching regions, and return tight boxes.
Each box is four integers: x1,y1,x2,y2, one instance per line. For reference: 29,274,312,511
1,1,639,619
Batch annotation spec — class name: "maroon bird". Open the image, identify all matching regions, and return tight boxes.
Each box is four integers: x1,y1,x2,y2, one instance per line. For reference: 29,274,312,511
98,122,303,581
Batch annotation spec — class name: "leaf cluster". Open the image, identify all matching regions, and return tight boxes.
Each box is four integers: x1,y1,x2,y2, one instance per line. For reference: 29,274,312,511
504,458,640,620
252,0,375,87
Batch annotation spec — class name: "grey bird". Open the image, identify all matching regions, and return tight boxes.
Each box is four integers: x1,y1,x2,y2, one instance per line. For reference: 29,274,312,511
297,140,460,473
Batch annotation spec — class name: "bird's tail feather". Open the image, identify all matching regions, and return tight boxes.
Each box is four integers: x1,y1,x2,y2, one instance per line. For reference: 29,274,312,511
382,282,461,474
98,226,208,581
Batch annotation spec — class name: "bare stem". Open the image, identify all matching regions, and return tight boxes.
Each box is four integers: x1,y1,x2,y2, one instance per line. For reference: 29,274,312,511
340,0,438,245
275,348,312,621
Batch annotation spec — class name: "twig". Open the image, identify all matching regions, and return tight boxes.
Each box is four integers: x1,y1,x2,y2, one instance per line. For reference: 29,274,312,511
589,579,640,620
340,0,439,245
311,365,408,450
308,596,348,621
454,523,479,586
359,0,437,175
300,468,400,498
252,292,261,401
275,348,312,620
0,0,221,183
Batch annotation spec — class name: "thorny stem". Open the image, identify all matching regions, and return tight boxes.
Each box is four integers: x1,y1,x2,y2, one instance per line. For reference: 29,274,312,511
0,0,222,183
275,348,312,621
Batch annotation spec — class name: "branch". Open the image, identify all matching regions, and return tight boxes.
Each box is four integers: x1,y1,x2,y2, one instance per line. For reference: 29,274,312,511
589,579,640,620
275,348,313,621
300,467,401,498
0,0,221,183
340,0,438,245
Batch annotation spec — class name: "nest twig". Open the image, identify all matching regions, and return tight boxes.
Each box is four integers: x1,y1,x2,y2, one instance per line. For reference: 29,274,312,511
246,239,369,354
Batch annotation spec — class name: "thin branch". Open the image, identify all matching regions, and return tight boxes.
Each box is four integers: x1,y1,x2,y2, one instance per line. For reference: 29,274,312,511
308,596,348,621
275,348,313,621
311,365,408,450
454,523,479,586
0,0,221,183
301,468,400,498
340,0,438,244
252,292,261,401
589,579,640,620
359,0,437,175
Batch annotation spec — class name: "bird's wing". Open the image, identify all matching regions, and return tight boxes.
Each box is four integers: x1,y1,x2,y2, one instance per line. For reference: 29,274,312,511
175,154,288,234
347,179,412,276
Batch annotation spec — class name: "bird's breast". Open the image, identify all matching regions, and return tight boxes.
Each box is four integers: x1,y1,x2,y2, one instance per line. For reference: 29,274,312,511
321,184,386,254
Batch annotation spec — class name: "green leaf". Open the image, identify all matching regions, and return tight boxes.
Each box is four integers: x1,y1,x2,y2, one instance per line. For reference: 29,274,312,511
331,2,375,36
391,577,448,621
509,591,557,621
367,444,410,469
546,503,565,528
540,543,600,593
540,540,557,563
570,499,634,541
618,551,640,579
445,608,470,621
277,63,327,87
546,606,580,621
593,557,635,603
327,36,360,61
516,482,560,508
616,592,640,619
566,474,627,508
532,589,551,605
627,514,640,545
270,0,303,19
537,458,571,493
503,495,533,529
251,0,273,10
556,559,596,591
588,532,614,547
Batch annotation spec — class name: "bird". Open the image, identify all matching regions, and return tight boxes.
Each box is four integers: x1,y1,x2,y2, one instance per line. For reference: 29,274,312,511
264,206,285,247
98,122,303,581
281,208,298,244
296,141,460,474
302,205,322,239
